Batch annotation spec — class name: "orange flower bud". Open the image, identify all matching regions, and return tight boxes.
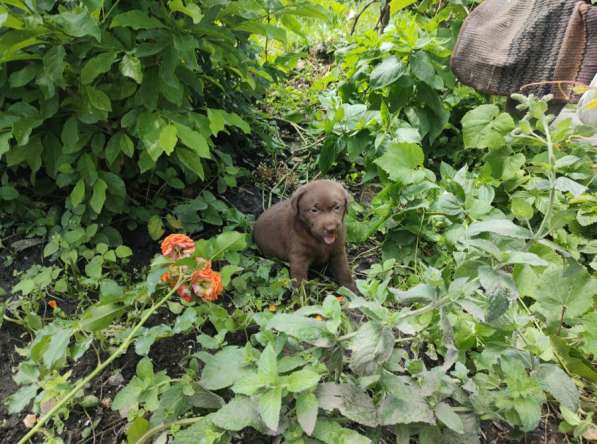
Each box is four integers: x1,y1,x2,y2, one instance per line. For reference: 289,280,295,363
314,315,323,321
268,304,277,312
336,296,345,303
48,300,58,309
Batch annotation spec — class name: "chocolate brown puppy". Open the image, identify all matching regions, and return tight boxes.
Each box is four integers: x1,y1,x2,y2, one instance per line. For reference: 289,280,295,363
254,180,356,292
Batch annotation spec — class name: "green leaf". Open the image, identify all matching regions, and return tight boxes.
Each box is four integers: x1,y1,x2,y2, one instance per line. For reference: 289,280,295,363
461,104,515,149
175,123,210,158
126,416,149,444
147,215,165,241
296,392,319,435
411,51,434,84
200,346,251,390
533,261,597,324
120,53,143,84
176,148,205,179
370,56,405,89
172,418,226,444
168,0,203,24
0,132,11,159
159,124,178,155
511,198,534,220
259,386,282,431
390,0,417,13
220,264,242,286
43,326,74,368
349,321,394,375
258,344,278,380
54,7,101,41
0,185,19,200
80,303,125,332
90,178,107,213
378,374,435,425
317,383,378,427
6,384,38,414
115,245,132,258
312,418,371,444
111,10,166,30
534,364,579,412
374,142,424,184
81,52,117,84
207,108,226,135
435,402,464,434
61,117,79,149
86,85,112,112
120,132,134,157
287,368,320,393
467,219,531,239
267,313,333,347
85,255,104,279
211,396,260,431
231,372,265,395
555,177,587,196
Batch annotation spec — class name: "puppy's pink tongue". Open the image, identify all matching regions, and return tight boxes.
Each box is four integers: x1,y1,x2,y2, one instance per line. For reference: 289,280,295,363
323,234,336,245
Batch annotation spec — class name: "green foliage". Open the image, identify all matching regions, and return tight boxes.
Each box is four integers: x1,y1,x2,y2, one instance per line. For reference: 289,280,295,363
0,0,275,236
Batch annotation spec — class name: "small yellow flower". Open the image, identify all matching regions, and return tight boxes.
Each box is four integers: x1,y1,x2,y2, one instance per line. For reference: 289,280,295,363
268,304,277,313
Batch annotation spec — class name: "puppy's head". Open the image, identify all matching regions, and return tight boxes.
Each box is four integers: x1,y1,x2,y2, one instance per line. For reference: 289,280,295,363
291,180,350,245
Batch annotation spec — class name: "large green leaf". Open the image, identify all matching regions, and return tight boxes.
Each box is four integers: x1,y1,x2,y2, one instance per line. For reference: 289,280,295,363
286,368,320,393
374,142,424,184
211,396,260,431
111,10,166,29
267,313,333,347
296,392,319,435
81,52,117,84
532,261,597,324
200,346,251,390
259,386,282,431
312,418,371,444
79,303,125,332
370,56,405,89
120,54,143,84
461,104,514,149
349,321,394,375
54,7,101,41
534,364,579,412
317,383,378,427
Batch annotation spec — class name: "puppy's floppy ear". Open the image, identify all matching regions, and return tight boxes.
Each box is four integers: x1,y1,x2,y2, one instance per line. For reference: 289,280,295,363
290,183,309,215
341,184,351,216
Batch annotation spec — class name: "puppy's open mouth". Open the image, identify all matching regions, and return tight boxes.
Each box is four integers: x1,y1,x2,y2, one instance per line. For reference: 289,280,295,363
323,233,336,245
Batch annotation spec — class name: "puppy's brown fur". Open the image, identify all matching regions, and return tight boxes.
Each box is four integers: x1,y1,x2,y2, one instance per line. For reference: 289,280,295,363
254,180,356,292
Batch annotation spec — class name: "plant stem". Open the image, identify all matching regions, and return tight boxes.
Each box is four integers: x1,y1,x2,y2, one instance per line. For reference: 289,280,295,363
534,118,556,240
17,286,177,444
137,416,204,444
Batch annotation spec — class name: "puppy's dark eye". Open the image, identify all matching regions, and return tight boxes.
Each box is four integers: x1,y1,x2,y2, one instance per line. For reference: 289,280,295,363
334,204,341,211
311,208,319,213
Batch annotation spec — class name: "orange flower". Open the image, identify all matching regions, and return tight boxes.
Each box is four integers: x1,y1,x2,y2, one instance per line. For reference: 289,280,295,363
314,315,323,321
177,285,193,303
48,300,58,309
336,296,345,303
160,272,171,283
161,234,195,260
191,267,223,302
268,304,277,313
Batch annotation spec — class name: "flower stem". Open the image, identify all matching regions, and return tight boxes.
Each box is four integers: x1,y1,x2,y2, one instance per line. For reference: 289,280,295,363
18,286,177,444
534,118,556,240
137,417,204,444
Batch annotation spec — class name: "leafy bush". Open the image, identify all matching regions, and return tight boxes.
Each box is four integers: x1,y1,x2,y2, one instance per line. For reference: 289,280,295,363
0,0,282,235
